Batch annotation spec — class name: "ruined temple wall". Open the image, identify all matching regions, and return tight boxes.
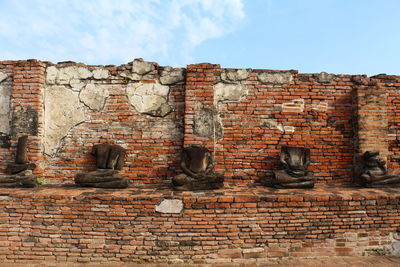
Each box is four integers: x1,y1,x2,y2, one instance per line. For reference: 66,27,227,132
352,74,400,173
1,59,400,184
0,62,14,171
41,60,185,184
384,75,400,171
0,60,46,176
185,64,356,183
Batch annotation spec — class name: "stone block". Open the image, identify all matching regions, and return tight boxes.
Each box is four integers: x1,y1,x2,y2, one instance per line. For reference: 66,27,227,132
258,71,293,85
214,82,247,102
315,72,336,83
132,59,154,75
126,82,171,117
0,71,7,83
155,199,183,214
79,84,109,111
221,69,251,82
160,67,184,85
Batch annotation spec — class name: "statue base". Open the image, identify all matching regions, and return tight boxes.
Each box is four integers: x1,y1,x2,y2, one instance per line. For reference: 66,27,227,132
172,173,224,191
363,174,400,187
273,170,315,189
75,169,129,189
6,163,36,174
0,170,36,188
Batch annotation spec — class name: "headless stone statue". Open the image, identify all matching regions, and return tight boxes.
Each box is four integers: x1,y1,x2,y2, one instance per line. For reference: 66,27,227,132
92,143,126,170
273,146,315,188
358,151,400,187
75,143,129,189
0,135,36,188
172,145,224,191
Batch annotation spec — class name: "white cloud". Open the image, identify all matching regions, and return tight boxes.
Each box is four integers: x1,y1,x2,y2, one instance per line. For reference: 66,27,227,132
0,0,245,66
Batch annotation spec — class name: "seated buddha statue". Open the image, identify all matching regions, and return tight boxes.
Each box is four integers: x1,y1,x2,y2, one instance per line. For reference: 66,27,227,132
75,143,129,189
273,146,315,188
359,151,400,187
0,135,36,188
172,145,224,191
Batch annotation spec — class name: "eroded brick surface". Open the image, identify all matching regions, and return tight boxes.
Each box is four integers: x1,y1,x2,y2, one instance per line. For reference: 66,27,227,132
0,184,399,263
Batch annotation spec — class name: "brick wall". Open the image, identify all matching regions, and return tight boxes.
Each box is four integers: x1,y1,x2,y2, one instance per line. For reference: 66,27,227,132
0,61,14,172
184,65,356,183
1,60,400,263
41,61,184,184
384,75,400,171
0,185,399,263
0,59,399,184
0,60,46,176
355,77,389,160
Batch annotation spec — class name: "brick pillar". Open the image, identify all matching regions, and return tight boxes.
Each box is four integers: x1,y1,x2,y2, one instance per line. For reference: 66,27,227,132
11,60,46,175
356,81,389,160
183,63,220,150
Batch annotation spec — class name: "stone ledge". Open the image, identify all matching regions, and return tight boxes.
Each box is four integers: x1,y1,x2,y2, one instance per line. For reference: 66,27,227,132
1,183,399,202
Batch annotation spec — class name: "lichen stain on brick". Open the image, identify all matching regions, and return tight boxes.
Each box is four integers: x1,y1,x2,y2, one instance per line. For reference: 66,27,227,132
193,108,223,140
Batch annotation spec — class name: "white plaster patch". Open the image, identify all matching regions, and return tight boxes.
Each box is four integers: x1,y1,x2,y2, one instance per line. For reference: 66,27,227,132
282,99,305,113
44,85,85,156
262,120,295,133
243,247,265,254
126,82,171,117
46,66,93,85
221,69,251,82
258,71,293,85
45,66,58,84
155,199,183,214
0,71,8,83
160,66,184,85
92,68,110,79
263,120,283,131
214,82,247,102
69,79,86,91
312,101,329,112
391,239,400,256
283,126,295,133
120,71,142,81
132,59,154,75
0,84,11,133
79,84,110,111
91,204,110,212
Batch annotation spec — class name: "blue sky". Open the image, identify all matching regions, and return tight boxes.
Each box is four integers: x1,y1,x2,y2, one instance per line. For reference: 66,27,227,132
0,0,399,75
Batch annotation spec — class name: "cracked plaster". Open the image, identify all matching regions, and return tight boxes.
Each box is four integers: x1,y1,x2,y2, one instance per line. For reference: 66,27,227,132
126,82,172,117
44,86,85,156
0,72,11,134
79,84,110,111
